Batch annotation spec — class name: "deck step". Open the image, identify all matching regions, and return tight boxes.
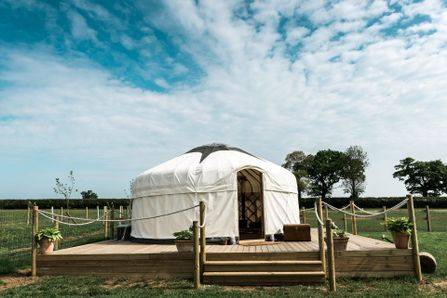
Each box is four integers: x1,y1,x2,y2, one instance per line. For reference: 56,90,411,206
205,260,323,272
203,271,326,285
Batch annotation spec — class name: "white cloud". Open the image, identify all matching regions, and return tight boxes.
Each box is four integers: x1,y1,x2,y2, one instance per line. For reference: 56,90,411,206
2,0,447,197
67,10,98,42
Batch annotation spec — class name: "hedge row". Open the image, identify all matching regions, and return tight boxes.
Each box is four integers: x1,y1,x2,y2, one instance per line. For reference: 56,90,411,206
1,196,447,209
0,198,130,209
299,196,447,208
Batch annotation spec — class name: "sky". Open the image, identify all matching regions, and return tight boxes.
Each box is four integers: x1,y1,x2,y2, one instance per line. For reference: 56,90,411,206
1,0,447,199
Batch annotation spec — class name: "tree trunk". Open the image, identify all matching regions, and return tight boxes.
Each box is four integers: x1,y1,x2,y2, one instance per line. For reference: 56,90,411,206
298,189,302,201
422,190,428,198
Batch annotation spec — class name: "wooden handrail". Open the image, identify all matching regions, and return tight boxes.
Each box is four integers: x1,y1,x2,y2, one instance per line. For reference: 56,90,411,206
407,195,423,282
193,221,200,288
317,198,326,273
325,219,336,292
31,205,38,277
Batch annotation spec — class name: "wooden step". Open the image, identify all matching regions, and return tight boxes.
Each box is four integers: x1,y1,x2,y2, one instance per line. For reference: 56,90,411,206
203,271,326,285
206,251,320,261
205,260,323,272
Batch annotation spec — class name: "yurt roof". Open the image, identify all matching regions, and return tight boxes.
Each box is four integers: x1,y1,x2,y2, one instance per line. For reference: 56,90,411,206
132,143,297,198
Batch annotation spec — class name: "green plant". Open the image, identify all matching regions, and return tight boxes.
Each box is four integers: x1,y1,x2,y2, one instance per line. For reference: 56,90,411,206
173,226,193,240
35,227,63,243
81,190,98,200
333,229,348,239
384,217,413,235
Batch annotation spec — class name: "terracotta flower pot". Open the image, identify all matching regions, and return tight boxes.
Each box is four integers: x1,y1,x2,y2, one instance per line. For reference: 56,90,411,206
333,237,349,251
175,240,193,252
392,232,410,249
39,238,55,255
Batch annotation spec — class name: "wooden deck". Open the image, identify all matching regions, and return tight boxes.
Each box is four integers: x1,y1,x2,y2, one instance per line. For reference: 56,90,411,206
37,230,416,280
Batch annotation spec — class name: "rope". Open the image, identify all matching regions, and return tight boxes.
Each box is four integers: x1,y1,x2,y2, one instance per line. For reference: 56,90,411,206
323,199,408,218
313,202,339,229
353,203,376,215
198,201,207,228
39,210,105,221
38,204,200,226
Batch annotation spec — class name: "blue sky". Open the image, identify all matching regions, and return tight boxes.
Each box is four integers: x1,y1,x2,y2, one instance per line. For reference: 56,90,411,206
1,0,447,198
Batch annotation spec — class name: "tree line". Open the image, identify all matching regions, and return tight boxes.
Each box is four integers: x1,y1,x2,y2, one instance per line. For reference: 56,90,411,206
283,147,447,199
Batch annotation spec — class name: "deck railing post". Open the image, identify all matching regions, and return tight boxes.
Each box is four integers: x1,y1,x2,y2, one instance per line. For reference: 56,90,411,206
85,207,89,219
51,206,55,223
317,198,326,273
324,204,329,220
97,206,100,219
193,221,200,289
301,207,307,224
343,214,347,232
407,195,423,282
54,214,59,250
104,206,108,239
199,201,206,282
350,201,357,235
31,205,39,277
119,205,123,218
425,205,432,232
325,219,336,292
383,206,388,231
111,205,115,239
27,205,31,225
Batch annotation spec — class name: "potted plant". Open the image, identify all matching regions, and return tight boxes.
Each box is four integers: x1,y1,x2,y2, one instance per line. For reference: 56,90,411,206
385,217,413,249
332,229,349,251
173,226,193,252
35,227,63,254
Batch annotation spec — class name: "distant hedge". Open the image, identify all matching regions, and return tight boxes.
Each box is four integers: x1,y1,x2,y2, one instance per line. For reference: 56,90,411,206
299,196,447,208
0,198,130,209
1,196,446,209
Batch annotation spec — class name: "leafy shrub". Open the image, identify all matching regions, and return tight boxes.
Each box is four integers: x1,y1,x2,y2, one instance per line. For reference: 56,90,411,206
35,227,63,243
333,229,348,239
384,217,413,235
173,226,193,240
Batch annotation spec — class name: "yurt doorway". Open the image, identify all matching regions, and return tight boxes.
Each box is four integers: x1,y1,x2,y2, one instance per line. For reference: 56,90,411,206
237,169,264,240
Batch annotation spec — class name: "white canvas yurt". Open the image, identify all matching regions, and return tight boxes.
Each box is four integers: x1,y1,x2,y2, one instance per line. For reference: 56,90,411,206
131,144,300,241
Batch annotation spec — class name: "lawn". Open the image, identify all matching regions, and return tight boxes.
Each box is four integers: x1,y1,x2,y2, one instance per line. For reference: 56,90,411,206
0,209,446,297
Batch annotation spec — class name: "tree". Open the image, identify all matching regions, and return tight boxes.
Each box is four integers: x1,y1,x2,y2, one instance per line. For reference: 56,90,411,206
393,158,446,197
282,151,313,200
81,190,98,200
307,149,345,200
53,170,77,210
341,146,369,200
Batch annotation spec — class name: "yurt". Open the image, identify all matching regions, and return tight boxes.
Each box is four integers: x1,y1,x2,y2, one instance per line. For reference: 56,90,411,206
131,144,300,242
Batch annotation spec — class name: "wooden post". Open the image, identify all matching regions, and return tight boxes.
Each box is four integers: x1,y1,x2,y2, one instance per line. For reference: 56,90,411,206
343,214,347,232
104,206,108,238
119,205,123,218
60,207,64,217
407,195,423,282
324,204,329,220
199,201,206,276
31,206,38,277
110,206,115,239
54,215,59,250
350,201,357,235
27,206,30,225
97,206,100,219
317,199,326,273
383,206,388,231
425,205,432,232
85,207,89,219
325,219,336,292
51,206,54,223
193,221,200,289
301,207,307,224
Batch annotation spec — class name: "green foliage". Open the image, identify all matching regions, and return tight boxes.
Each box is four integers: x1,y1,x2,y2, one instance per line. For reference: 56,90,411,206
384,217,413,235
173,229,193,240
341,146,369,200
332,229,348,239
307,149,345,199
282,151,313,199
393,158,447,197
0,199,130,209
81,190,98,200
35,227,63,243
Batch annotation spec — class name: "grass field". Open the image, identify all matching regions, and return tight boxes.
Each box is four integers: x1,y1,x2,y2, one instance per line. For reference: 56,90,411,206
0,208,446,297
